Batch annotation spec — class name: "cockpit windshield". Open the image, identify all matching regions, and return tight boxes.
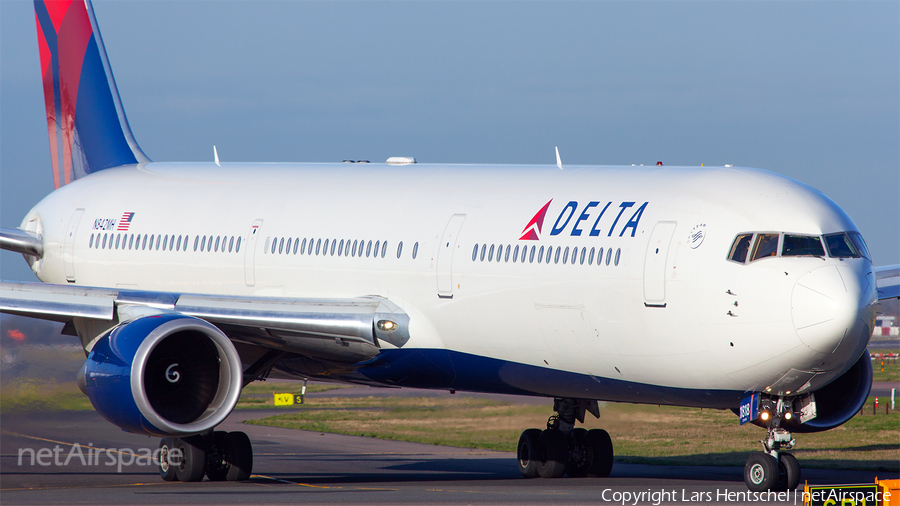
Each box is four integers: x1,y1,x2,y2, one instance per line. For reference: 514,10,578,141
782,235,825,257
727,231,867,264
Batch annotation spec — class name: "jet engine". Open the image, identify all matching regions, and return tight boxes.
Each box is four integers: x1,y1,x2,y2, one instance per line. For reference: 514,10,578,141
80,313,243,437
786,351,873,433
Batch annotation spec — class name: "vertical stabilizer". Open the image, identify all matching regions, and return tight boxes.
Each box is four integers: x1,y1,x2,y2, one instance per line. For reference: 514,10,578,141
34,0,149,189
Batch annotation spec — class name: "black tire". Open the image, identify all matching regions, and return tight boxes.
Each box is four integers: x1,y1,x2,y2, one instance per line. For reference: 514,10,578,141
566,428,588,478
582,429,614,478
517,429,542,478
223,431,253,481
206,431,229,481
158,438,178,481
174,435,207,482
536,429,567,478
744,452,778,492
778,453,800,491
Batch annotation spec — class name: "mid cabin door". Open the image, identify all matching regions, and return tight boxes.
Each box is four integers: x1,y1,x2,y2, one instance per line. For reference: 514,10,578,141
244,219,263,287
436,214,466,298
643,221,676,305
64,209,84,282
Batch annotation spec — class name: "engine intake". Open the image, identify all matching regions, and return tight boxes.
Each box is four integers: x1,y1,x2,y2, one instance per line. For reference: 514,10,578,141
82,314,242,437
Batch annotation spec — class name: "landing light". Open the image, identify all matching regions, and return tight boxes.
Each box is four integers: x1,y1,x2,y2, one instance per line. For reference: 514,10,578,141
377,320,398,332
784,412,792,420
760,411,770,421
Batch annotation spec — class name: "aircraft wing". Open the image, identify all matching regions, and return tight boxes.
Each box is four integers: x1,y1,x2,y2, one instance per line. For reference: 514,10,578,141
876,264,899,300
0,280,410,363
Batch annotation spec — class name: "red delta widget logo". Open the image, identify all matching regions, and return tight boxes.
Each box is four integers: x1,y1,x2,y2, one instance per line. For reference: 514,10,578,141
519,199,648,241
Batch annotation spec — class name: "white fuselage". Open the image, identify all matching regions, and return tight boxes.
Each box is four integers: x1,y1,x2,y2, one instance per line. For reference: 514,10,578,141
21,162,877,407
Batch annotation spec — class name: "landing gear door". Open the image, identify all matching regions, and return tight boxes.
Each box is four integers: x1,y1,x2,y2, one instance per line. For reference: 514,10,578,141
436,214,466,298
64,209,85,283
244,219,263,287
643,221,676,305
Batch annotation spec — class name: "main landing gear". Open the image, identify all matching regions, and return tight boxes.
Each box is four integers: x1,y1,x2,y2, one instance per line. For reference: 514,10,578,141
743,397,800,492
159,430,253,482
517,398,613,479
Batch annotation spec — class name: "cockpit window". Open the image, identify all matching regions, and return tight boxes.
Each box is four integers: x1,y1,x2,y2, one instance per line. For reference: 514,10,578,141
781,235,825,257
750,234,779,261
823,233,858,258
728,234,753,263
848,232,870,260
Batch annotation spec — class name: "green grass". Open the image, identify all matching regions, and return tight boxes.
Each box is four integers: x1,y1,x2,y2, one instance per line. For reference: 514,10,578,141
246,395,899,471
871,356,899,382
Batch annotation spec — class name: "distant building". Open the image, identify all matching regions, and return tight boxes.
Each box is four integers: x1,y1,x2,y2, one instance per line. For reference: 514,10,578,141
873,315,898,336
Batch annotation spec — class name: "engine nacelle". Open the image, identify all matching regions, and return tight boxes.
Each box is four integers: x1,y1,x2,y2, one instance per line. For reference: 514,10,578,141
82,314,243,437
783,351,873,433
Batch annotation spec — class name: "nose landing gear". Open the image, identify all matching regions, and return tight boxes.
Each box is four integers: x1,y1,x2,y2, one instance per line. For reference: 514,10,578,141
517,398,613,479
743,397,801,492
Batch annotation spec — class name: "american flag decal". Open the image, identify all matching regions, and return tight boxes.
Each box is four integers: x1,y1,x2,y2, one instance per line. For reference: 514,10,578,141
117,212,135,231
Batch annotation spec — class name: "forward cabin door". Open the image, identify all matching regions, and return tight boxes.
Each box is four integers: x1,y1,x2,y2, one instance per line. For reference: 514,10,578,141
643,221,676,306
436,214,466,298
244,219,263,287
64,209,84,282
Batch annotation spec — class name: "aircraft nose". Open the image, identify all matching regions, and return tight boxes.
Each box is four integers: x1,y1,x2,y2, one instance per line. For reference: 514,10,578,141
791,265,868,354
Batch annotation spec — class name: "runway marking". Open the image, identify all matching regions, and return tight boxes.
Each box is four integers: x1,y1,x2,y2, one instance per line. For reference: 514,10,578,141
252,474,398,491
1,482,162,492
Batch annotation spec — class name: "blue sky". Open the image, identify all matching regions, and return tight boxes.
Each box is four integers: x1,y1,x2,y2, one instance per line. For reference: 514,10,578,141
1,0,897,281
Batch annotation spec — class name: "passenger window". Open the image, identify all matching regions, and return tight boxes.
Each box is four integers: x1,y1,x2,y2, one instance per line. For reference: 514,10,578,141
156,235,161,250
142,234,148,250
345,240,351,257
504,245,510,262
472,244,479,261
750,234,779,261
513,245,520,263
562,247,569,264
397,241,403,259
480,244,486,262
162,235,167,251
365,240,371,257
176,236,182,251
352,240,358,257
538,246,544,264
488,244,494,262
374,240,380,258
615,248,621,266
324,239,330,255
823,233,857,258
588,247,595,265
236,236,242,253
286,238,292,254
207,236,214,252
529,245,535,263
216,236,221,253
229,236,235,253
413,242,418,259
728,234,753,263
115,234,121,249
193,236,199,251
293,238,299,255
381,241,387,258
554,247,561,264
316,238,322,255
782,235,824,257
337,239,344,256
606,248,612,265
301,238,307,255
331,239,337,256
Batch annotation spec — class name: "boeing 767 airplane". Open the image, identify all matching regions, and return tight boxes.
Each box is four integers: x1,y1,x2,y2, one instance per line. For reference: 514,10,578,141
2,0,897,492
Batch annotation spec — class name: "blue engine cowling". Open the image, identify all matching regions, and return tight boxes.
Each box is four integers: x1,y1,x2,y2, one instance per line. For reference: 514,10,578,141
789,350,873,433
81,313,243,437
